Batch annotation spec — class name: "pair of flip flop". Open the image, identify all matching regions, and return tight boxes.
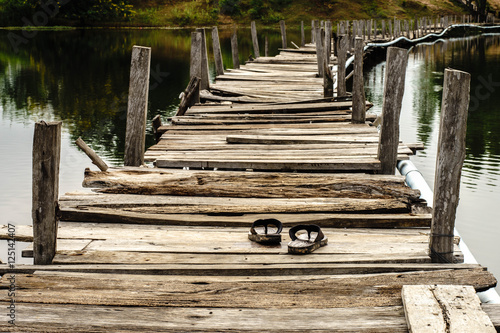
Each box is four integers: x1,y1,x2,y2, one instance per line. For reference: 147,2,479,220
248,219,328,254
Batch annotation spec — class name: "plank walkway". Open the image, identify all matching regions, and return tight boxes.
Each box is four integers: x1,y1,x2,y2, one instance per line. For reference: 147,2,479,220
1,40,499,332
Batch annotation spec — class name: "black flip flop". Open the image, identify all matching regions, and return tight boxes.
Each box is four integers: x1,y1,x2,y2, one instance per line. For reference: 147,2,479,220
248,219,283,244
288,224,328,254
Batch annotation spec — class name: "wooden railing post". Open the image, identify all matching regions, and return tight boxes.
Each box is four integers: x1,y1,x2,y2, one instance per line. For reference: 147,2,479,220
315,27,324,77
189,31,202,104
211,26,224,76
377,47,409,175
196,28,210,90
231,28,240,69
251,21,260,58
351,37,365,123
311,20,316,43
336,35,347,97
33,120,61,265
124,45,151,167
430,69,471,263
324,20,332,65
280,20,287,49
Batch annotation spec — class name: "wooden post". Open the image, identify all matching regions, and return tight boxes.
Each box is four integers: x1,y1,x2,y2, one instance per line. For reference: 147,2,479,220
33,120,61,265
75,137,109,171
377,47,408,175
196,28,210,90
265,34,269,57
336,35,347,97
280,20,287,49
301,21,305,47
231,28,240,69
311,20,316,43
351,37,365,124
251,21,260,58
324,20,332,65
315,27,324,77
430,69,471,263
152,115,163,143
382,20,386,38
323,61,333,98
211,26,224,76
190,32,202,104
124,46,151,167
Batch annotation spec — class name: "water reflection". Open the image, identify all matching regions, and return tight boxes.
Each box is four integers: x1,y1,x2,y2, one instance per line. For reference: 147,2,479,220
0,27,302,164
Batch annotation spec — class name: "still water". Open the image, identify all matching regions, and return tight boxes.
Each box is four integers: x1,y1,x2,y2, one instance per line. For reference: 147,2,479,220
0,28,499,291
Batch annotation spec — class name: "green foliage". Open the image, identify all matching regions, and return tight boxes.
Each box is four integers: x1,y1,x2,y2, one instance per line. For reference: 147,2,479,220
170,1,218,26
220,0,241,15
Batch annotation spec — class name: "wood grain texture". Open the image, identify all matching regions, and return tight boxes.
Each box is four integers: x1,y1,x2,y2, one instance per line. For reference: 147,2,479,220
124,46,151,166
211,26,224,76
352,37,366,124
280,20,287,49
377,47,409,175
32,121,61,265
231,28,240,69
196,28,210,90
430,69,471,263
251,21,260,58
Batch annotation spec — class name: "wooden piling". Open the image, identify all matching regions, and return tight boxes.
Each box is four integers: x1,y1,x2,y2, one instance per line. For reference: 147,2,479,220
265,35,269,57
124,46,151,167
231,29,240,69
336,35,347,97
189,31,202,104
195,28,210,90
75,137,109,171
311,20,315,43
377,47,409,175
280,20,287,49
430,69,471,263
315,27,324,77
325,20,332,65
251,21,260,58
351,37,365,124
32,120,61,265
152,115,163,143
211,26,224,76
177,76,201,117
301,21,305,47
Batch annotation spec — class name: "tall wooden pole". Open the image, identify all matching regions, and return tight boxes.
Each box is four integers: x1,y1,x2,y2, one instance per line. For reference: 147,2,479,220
211,26,224,76
315,27,324,77
33,121,61,265
430,69,471,263
324,20,332,65
251,21,260,58
280,20,287,49
124,46,151,167
377,47,409,175
351,37,365,123
300,21,305,47
231,28,240,69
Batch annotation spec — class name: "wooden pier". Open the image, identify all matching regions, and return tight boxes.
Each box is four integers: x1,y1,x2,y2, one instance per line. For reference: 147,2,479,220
1,19,499,332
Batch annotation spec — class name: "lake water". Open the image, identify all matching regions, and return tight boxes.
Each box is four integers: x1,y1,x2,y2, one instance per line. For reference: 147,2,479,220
0,28,498,291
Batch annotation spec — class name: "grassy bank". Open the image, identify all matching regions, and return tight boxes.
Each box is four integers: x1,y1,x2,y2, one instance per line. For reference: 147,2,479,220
0,0,470,28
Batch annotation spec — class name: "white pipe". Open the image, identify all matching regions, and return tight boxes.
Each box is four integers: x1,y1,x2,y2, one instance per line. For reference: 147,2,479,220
397,160,500,304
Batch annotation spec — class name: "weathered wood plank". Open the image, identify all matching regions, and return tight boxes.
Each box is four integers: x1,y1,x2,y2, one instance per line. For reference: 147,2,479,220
0,302,408,332
402,285,446,332
82,169,421,200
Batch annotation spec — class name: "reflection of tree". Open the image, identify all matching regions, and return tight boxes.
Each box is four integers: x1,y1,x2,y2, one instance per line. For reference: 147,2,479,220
0,29,193,164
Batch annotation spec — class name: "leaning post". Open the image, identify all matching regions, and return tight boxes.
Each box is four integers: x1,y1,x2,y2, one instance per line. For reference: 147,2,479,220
251,21,260,58
211,26,224,76
429,69,471,263
351,37,366,123
124,46,151,167
33,121,61,265
280,20,287,49
377,47,409,174
231,28,240,69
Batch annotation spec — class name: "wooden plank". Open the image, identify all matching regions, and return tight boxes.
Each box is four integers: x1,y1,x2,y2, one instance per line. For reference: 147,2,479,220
0,263,484,277
402,285,496,332
154,158,381,172
402,285,446,332
59,193,408,215
226,134,379,144
81,169,421,200
482,304,500,330
0,302,408,332
0,269,494,310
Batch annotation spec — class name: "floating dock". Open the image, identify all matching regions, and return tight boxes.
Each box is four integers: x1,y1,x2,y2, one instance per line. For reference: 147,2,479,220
1,17,499,332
